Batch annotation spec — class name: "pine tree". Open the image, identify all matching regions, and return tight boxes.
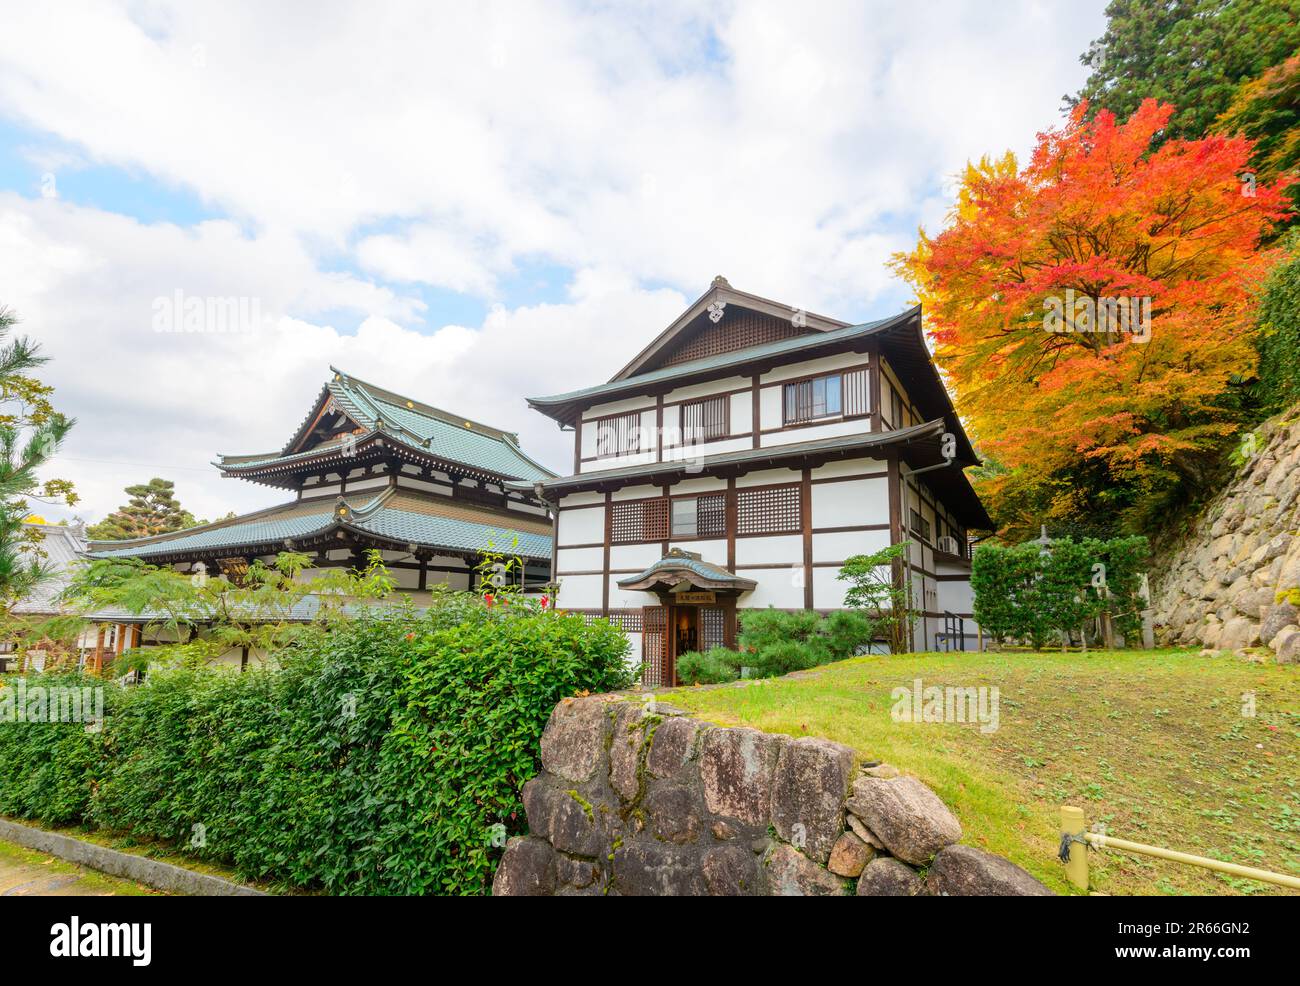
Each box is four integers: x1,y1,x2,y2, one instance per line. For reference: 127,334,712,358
0,305,77,609
87,478,199,541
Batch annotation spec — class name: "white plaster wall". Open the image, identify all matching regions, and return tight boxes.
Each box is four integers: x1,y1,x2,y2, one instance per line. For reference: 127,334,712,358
812,478,889,528
735,534,802,566
729,392,752,435
560,490,605,508
609,543,664,571
812,567,849,609
762,418,874,447
735,468,801,488
607,581,659,611
812,529,890,562
556,546,604,572
668,538,727,565
738,573,804,609
557,574,603,609
662,376,750,404
612,484,661,501
811,458,885,480
557,506,604,546
760,351,869,385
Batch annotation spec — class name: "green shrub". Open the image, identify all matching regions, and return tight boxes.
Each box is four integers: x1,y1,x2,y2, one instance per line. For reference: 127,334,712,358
732,607,874,678
675,647,740,685
0,598,633,895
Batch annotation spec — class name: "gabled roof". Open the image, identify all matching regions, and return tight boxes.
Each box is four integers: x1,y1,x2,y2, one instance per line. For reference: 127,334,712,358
87,488,553,563
219,368,554,484
613,275,848,380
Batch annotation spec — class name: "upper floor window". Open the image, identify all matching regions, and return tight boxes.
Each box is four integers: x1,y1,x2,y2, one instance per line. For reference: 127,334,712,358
611,497,668,543
681,395,729,444
594,411,642,457
909,507,931,543
784,374,841,424
671,493,726,538
782,368,869,426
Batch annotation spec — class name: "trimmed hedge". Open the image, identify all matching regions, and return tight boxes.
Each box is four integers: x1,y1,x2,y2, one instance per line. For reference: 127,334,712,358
0,600,632,895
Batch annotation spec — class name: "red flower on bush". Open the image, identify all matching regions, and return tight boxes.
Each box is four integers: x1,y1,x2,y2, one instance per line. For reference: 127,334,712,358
484,593,494,607
541,595,550,609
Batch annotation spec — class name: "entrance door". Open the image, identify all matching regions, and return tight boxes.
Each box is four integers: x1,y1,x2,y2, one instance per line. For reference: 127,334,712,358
642,606,669,688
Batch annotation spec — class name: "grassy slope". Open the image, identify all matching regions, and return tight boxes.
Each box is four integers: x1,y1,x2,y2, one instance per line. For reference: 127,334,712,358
655,649,1299,895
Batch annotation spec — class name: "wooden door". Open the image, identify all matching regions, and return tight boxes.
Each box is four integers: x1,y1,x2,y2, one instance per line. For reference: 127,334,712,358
642,606,669,688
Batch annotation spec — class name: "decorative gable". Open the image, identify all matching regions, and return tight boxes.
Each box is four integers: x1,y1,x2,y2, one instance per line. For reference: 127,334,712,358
647,306,815,372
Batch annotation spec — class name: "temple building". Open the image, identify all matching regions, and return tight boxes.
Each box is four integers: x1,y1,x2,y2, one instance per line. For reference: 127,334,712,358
84,369,556,667
522,277,992,685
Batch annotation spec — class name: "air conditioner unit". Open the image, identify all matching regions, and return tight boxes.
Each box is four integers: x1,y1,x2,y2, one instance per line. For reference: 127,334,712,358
937,536,960,555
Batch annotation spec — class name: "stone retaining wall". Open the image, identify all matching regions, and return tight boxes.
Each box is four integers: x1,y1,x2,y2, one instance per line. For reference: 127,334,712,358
492,695,1052,896
1153,411,1300,662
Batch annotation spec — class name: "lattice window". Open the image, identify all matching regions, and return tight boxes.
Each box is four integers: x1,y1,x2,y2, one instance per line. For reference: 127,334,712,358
783,373,842,424
670,492,726,538
736,484,801,535
843,368,870,418
660,310,807,368
700,607,726,651
611,610,643,633
593,411,643,457
680,395,729,444
611,497,668,543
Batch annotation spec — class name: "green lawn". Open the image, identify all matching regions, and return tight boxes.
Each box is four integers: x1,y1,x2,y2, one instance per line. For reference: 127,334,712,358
653,648,1300,896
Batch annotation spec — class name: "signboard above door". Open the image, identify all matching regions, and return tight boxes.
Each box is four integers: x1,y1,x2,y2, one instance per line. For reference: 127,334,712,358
674,591,716,604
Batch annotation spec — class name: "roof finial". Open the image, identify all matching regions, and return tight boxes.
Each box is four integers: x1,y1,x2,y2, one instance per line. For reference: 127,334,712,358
711,274,730,288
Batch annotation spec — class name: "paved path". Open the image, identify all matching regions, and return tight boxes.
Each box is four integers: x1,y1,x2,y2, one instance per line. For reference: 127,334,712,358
0,838,157,896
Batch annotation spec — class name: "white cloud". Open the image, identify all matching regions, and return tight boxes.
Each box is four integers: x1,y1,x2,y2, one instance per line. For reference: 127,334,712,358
0,0,1108,520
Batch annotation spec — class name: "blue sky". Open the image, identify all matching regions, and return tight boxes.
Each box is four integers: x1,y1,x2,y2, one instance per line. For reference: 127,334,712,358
0,0,1106,523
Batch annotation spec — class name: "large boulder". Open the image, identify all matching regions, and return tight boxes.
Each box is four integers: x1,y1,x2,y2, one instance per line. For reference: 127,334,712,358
700,727,784,826
1277,629,1300,664
608,703,646,802
644,783,702,845
926,844,1053,896
769,737,856,864
646,716,701,779
845,776,961,865
701,845,759,896
539,696,610,782
1261,602,1299,646
827,831,874,877
611,844,706,896
491,837,556,896
764,844,849,896
522,778,606,857
1217,616,1260,651
855,857,923,896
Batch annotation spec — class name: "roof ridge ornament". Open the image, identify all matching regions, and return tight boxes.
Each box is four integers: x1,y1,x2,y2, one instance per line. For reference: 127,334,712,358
711,274,730,287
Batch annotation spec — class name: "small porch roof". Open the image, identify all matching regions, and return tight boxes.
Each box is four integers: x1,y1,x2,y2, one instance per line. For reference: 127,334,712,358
617,549,757,593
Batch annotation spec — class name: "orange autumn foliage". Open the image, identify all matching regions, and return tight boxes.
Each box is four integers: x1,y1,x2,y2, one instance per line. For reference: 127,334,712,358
894,100,1293,533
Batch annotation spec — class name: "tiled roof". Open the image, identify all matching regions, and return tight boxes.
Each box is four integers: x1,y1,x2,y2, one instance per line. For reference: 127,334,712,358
219,368,554,483
87,489,552,562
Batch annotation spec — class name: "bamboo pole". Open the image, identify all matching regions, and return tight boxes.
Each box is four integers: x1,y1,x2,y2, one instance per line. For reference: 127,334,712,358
1085,831,1300,891
1060,805,1088,891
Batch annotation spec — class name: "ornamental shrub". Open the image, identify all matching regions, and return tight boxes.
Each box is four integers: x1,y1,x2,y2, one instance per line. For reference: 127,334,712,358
0,597,633,895
675,647,740,685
